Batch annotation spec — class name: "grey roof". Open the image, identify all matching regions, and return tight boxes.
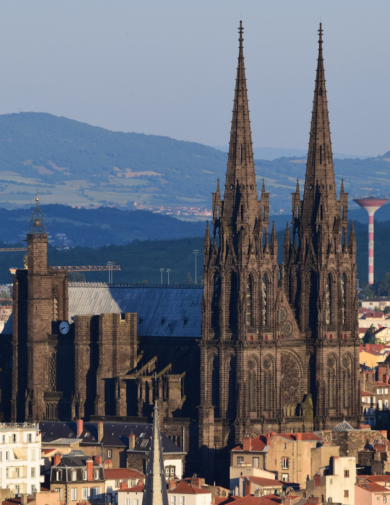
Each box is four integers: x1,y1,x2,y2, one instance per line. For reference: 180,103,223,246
40,421,184,454
332,420,354,431
1,283,203,338
68,283,203,338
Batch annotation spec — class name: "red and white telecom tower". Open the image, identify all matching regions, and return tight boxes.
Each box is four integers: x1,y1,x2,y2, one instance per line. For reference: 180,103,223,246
353,195,388,284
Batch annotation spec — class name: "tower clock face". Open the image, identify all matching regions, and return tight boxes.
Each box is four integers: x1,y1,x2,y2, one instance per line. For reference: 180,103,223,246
59,321,70,335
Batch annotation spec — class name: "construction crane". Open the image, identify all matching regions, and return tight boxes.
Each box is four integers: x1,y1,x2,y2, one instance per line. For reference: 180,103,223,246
0,248,27,252
50,265,121,272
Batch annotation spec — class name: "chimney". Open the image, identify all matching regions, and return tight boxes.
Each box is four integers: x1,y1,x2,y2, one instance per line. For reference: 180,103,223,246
120,482,128,490
381,431,388,438
314,473,321,487
77,419,83,437
94,455,102,465
243,435,252,452
168,480,177,490
86,458,93,481
244,478,251,496
190,477,202,488
267,432,271,447
98,421,104,443
53,452,61,466
21,495,28,505
296,433,302,441
129,433,136,450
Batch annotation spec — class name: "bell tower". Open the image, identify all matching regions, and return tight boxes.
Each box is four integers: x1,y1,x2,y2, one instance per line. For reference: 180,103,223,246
284,24,361,428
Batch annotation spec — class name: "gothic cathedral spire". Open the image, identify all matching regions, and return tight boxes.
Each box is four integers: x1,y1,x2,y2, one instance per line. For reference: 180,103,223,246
301,23,337,231
223,21,258,231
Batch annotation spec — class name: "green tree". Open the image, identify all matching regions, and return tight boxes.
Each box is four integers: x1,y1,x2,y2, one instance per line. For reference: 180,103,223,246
363,324,376,343
68,272,86,282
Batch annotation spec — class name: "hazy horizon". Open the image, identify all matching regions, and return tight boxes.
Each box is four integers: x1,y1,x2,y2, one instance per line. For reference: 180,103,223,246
0,0,388,157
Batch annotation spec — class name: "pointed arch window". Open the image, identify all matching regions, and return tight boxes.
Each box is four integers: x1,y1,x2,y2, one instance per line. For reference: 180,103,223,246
211,273,221,332
211,355,220,417
344,369,350,409
229,272,239,334
328,366,335,409
341,274,346,326
262,275,268,326
263,358,271,411
325,274,332,325
246,276,253,327
248,371,255,412
53,296,58,321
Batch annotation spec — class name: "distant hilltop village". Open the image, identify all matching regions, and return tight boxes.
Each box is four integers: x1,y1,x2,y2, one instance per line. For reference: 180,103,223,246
0,21,370,489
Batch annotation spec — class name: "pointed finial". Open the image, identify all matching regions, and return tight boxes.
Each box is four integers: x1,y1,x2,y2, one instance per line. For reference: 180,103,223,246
296,178,300,193
239,20,244,49
318,22,323,57
30,192,46,235
216,178,221,197
341,178,344,193
261,178,266,194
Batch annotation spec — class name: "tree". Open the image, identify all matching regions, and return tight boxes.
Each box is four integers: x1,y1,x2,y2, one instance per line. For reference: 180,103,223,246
384,306,390,315
363,324,376,343
68,272,86,282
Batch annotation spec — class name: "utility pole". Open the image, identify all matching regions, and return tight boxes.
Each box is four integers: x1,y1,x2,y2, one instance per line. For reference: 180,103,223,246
167,269,171,286
160,268,164,285
193,250,199,285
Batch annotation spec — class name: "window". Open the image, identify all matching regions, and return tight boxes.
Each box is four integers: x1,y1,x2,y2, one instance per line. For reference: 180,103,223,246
93,487,101,498
179,497,185,505
94,470,99,480
384,498,387,504
237,457,244,465
12,434,16,443
134,500,139,505
107,449,112,458
125,500,130,505
1,435,4,443
31,485,36,494
83,471,87,481
27,433,32,443
82,488,89,500
5,451,8,461
71,488,78,501
31,449,36,461
56,471,61,481
71,471,76,481
386,389,389,395
253,457,259,468
282,457,289,469
282,474,289,482
377,497,380,502
330,479,333,484
284,443,287,450
328,499,332,503
31,467,35,478
172,496,177,505
344,491,349,498
0,452,2,462
344,470,349,477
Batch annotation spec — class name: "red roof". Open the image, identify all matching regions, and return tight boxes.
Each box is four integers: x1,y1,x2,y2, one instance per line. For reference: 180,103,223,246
242,476,283,487
231,495,282,505
375,382,389,386
361,344,386,352
359,308,371,314
364,312,385,319
356,482,390,493
168,482,211,495
118,484,145,493
232,432,320,451
214,498,240,505
361,391,374,396
367,476,390,483
105,468,144,480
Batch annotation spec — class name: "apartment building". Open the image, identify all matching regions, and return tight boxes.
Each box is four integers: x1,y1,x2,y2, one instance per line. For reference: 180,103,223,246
0,423,44,495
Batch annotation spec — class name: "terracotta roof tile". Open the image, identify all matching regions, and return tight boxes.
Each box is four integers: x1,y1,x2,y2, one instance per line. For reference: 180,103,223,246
118,484,145,493
105,468,144,480
242,476,283,487
168,482,211,495
356,482,390,493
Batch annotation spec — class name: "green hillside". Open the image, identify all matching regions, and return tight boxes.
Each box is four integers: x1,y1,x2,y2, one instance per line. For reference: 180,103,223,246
0,112,389,214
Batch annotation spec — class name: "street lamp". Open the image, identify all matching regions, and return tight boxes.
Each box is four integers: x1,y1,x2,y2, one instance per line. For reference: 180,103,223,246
160,268,164,285
167,269,171,286
193,250,199,285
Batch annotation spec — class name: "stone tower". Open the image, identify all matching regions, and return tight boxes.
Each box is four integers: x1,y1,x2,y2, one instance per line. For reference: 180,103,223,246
11,197,68,422
199,22,361,481
284,23,361,428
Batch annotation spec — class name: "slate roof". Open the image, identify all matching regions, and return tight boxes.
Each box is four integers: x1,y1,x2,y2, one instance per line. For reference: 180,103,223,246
333,420,354,431
2,283,203,338
40,421,184,454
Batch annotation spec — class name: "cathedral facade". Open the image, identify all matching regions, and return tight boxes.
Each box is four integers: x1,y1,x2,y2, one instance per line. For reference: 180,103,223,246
199,22,361,463
0,22,361,481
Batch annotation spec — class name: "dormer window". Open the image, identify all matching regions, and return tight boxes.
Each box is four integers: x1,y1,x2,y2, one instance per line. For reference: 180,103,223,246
83,470,87,481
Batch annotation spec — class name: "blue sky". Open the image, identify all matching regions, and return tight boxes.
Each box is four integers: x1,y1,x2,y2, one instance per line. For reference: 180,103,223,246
0,0,388,156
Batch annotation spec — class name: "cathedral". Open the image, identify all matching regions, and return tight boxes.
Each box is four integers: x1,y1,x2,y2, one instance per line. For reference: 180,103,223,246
0,22,361,481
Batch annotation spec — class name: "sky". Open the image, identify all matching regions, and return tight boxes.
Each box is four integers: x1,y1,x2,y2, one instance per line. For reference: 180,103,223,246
0,0,388,157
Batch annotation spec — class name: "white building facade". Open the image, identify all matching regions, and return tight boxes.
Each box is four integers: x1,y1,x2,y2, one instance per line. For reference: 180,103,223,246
0,423,44,495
